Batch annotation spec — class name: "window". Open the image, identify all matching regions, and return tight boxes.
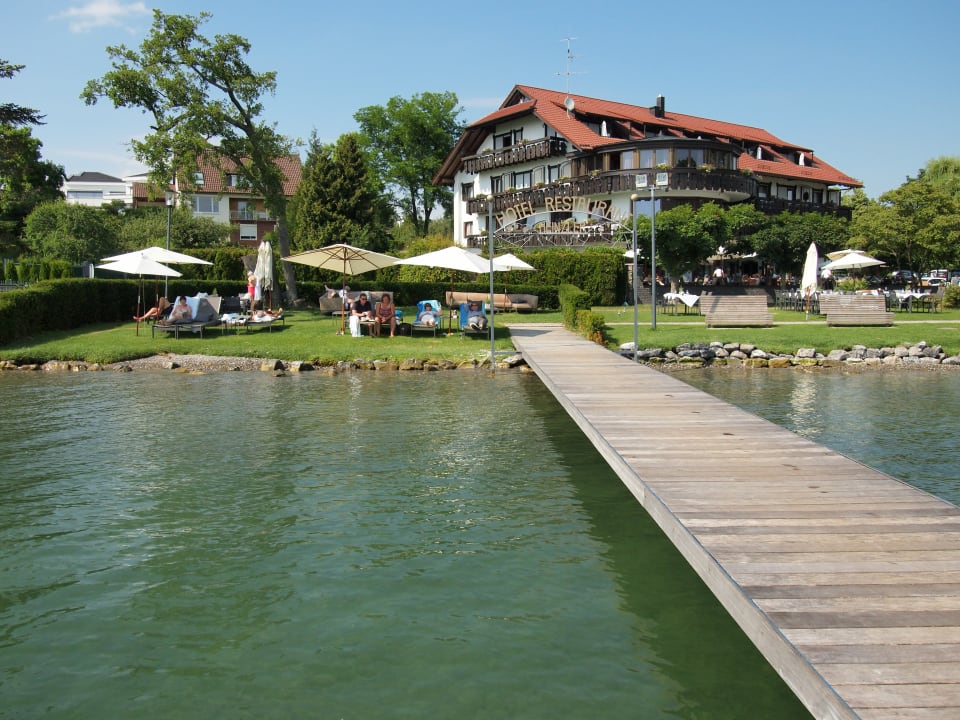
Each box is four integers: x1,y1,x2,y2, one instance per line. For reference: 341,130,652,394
811,189,823,204
512,170,532,190
494,129,522,149
239,224,257,243
67,190,103,200
639,149,654,169
236,200,253,220
227,173,243,187
674,148,704,167
463,221,474,237
461,183,474,200
490,176,503,194
547,164,563,183
193,172,205,186
757,183,771,199
777,185,795,201
655,148,670,166
192,195,220,214
620,150,636,170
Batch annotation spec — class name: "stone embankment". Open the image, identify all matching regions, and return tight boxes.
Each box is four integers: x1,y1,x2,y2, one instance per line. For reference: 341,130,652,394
0,353,529,374
619,340,960,368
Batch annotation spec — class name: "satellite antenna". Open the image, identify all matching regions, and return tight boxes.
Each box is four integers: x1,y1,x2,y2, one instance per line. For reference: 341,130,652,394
556,37,585,116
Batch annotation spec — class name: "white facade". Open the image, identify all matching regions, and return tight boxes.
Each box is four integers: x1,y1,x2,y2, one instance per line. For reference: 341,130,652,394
62,172,138,207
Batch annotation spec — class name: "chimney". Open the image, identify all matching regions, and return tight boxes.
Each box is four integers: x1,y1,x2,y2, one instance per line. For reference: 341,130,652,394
653,94,665,118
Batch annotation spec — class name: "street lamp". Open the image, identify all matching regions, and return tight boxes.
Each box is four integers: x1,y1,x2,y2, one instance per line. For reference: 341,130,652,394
164,190,174,297
629,193,640,362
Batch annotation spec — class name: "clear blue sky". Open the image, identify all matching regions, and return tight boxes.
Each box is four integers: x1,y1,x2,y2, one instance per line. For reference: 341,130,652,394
6,0,959,198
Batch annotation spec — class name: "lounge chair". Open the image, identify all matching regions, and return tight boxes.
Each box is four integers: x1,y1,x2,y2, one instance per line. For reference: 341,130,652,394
458,301,488,336
152,295,223,338
412,300,443,336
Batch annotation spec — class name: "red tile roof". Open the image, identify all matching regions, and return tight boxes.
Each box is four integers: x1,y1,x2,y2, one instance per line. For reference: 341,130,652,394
436,85,861,187
191,154,303,196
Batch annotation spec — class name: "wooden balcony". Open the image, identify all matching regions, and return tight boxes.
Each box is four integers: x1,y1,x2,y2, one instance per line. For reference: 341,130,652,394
754,197,852,220
462,137,567,174
466,168,756,216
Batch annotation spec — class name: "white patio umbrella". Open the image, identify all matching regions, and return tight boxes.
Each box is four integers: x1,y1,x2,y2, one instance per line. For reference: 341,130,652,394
395,246,492,332
96,253,182,335
103,245,213,300
283,244,398,334
800,242,818,317
822,251,885,272
492,252,535,298
492,252,535,272
102,245,213,266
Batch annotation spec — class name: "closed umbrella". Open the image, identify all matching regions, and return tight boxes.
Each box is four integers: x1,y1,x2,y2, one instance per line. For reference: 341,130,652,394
255,240,274,309
283,244,398,334
96,253,182,335
800,242,818,318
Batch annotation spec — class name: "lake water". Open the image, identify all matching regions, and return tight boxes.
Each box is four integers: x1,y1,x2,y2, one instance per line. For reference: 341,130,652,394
9,365,957,720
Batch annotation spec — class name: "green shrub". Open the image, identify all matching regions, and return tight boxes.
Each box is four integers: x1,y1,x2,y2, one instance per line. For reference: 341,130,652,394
575,308,607,344
944,284,960,309
559,283,592,329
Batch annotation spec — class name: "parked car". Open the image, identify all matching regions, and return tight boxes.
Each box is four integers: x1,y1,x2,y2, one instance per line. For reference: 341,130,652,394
888,270,915,287
921,269,949,287
950,269,960,285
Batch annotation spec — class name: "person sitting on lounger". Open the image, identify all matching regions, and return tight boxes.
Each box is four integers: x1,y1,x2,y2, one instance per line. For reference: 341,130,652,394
466,301,487,330
168,296,193,323
373,293,397,337
417,302,439,326
134,296,171,322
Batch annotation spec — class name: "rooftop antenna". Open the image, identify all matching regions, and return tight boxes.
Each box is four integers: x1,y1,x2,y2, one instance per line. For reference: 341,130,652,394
557,37,585,116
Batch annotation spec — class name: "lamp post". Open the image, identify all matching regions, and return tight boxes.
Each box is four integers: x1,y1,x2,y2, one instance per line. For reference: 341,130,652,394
164,190,174,297
649,185,658,330
647,175,668,330
629,193,640,362
487,198,496,374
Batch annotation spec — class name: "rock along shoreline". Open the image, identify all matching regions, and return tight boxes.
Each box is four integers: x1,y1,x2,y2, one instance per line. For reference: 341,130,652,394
3,341,960,375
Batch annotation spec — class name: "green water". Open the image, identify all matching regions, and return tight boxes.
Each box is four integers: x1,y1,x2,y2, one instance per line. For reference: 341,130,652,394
0,370,809,719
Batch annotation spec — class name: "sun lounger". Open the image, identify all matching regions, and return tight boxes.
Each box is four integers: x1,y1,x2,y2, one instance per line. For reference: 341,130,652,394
152,295,223,338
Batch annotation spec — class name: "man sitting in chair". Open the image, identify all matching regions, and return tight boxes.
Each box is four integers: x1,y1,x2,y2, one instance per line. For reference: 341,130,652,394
417,302,439,326
466,301,487,331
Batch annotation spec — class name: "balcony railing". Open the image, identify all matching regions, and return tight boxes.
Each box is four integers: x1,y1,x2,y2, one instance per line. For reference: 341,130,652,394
462,137,568,175
230,210,276,222
466,168,756,216
754,197,851,220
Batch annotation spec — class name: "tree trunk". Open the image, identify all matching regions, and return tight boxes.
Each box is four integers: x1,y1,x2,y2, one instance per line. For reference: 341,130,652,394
275,217,298,303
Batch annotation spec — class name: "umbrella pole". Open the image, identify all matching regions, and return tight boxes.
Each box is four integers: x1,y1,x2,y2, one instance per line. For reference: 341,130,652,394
136,277,143,336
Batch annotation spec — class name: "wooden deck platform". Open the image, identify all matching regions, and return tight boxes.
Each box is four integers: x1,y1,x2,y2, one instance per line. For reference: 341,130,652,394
508,324,960,720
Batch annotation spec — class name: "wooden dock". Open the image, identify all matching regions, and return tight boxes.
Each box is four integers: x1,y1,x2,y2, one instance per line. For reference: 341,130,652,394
509,324,960,720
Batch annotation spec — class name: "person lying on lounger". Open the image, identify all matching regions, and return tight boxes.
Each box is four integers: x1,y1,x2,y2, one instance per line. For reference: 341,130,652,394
134,296,171,322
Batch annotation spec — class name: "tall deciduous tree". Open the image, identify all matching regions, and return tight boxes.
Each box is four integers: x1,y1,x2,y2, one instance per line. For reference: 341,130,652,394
81,11,302,300
355,91,464,237
918,156,960,202
655,202,728,284
293,133,391,252
0,60,65,255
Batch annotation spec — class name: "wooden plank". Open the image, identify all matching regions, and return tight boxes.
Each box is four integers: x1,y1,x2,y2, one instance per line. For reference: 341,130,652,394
509,324,960,720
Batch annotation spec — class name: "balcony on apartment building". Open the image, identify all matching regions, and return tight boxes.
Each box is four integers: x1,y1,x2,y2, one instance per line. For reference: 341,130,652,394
462,137,568,174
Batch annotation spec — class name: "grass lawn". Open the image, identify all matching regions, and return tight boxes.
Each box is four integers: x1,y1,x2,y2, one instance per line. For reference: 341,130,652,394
3,304,960,365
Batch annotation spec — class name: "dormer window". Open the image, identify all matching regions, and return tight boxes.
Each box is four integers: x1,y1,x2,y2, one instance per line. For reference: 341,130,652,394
227,173,242,187
193,172,204,185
